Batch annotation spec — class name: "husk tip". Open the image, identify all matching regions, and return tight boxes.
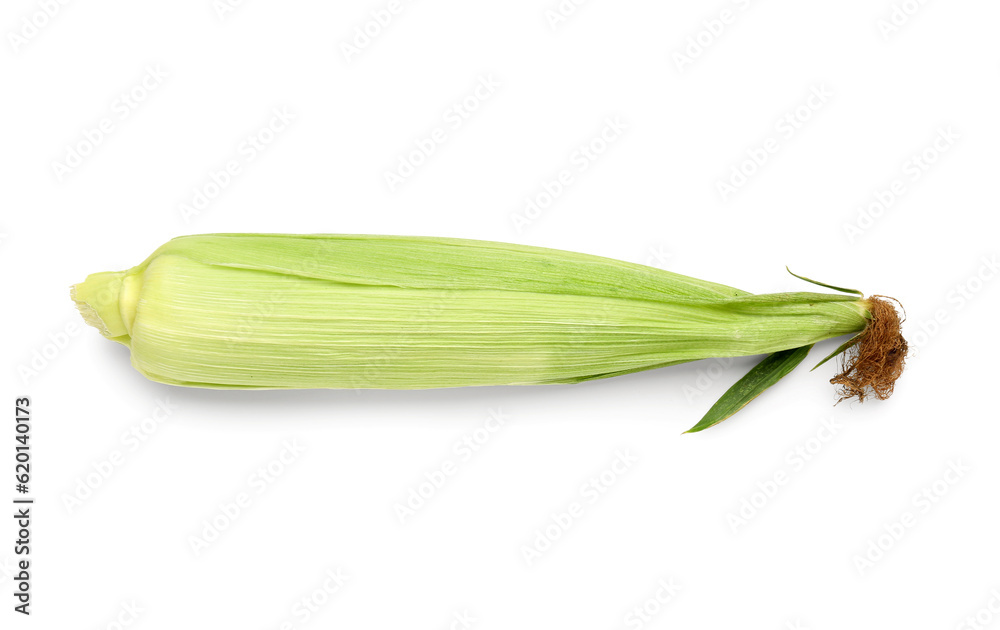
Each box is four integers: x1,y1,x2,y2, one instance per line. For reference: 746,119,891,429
71,283,111,336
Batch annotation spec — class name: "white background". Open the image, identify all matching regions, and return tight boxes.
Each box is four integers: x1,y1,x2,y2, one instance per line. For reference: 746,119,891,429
2,1,999,628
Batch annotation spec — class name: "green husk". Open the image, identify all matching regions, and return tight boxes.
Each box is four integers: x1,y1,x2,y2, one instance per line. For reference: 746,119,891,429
684,344,814,433
72,234,886,428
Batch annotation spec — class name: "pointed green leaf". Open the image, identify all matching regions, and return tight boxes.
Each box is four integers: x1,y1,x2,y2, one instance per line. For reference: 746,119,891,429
785,267,863,296
810,333,864,371
684,344,814,433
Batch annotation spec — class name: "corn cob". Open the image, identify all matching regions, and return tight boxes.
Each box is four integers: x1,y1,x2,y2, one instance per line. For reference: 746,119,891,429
71,234,906,431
